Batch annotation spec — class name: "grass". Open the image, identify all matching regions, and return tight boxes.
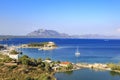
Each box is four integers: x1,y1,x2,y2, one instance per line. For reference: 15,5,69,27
0,63,55,80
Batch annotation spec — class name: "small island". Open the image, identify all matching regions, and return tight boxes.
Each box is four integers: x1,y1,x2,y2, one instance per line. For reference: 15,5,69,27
21,42,57,50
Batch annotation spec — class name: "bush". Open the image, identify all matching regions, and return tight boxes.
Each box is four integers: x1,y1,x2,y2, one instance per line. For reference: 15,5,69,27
37,58,42,64
39,74,51,80
19,55,30,65
0,63,4,66
108,63,120,70
3,56,13,63
25,77,34,80
46,58,51,60
67,63,73,70
38,62,45,69
10,50,19,55
8,65,17,70
0,54,13,62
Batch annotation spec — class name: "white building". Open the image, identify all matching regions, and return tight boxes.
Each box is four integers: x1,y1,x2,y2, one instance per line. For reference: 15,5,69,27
43,60,52,63
8,54,19,60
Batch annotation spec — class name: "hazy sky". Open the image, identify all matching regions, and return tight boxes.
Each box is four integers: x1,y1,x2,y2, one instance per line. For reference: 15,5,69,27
0,0,120,35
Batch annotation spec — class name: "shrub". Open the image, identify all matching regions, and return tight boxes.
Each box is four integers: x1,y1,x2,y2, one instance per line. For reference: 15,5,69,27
10,50,19,55
8,65,17,70
25,77,34,80
107,63,120,70
46,58,51,60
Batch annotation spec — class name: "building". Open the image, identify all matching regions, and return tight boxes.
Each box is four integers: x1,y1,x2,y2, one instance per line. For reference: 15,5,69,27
0,45,19,60
60,62,71,67
43,60,52,63
45,42,56,48
8,54,19,60
52,66,60,71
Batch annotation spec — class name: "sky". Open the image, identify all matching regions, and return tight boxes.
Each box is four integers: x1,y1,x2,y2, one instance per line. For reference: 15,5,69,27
0,0,120,36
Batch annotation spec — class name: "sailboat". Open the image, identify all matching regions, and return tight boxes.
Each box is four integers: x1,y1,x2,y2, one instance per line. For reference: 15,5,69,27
75,47,80,57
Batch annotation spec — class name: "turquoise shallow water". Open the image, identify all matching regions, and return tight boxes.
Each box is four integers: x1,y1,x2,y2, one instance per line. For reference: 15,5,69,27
55,69,120,80
20,46,120,63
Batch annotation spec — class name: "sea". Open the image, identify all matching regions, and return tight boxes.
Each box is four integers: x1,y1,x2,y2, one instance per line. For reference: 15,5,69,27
0,38,120,80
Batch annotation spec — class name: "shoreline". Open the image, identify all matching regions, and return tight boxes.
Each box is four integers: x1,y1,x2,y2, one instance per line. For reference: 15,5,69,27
18,46,57,50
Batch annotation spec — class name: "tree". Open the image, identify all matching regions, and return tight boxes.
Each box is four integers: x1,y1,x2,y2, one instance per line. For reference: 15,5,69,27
38,62,45,70
19,55,30,65
37,58,42,64
21,55,29,58
10,50,19,55
56,61,61,64
30,58,37,66
22,58,30,65
45,63,52,72
46,58,51,60
67,63,73,70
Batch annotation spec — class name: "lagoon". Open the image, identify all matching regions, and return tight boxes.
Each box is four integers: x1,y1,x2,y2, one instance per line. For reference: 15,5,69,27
55,69,120,80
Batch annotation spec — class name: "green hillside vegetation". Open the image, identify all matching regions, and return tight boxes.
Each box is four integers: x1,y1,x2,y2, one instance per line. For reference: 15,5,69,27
10,50,19,55
0,54,13,63
0,54,55,80
107,63,120,71
27,42,56,47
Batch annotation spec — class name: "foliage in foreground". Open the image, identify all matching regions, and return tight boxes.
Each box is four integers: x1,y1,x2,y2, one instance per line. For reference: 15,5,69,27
0,55,55,80
0,54,13,63
10,50,19,55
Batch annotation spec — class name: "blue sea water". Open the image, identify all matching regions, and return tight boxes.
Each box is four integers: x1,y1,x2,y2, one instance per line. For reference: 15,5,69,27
55,69,120,80
1,38,120,63
1,38,120,80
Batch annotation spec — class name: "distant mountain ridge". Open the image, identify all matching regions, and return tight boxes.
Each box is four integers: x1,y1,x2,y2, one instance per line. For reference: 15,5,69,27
26,29,120,39
27,29,71,38
0,29,120,39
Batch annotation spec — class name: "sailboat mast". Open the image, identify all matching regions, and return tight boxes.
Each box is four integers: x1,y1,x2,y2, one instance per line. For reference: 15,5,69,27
76,46,79,53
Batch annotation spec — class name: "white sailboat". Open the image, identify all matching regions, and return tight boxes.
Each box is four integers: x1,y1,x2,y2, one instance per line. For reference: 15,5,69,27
75,47,80,57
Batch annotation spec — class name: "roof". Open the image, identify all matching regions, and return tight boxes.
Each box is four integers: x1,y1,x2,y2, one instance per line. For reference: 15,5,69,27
60,62,70,65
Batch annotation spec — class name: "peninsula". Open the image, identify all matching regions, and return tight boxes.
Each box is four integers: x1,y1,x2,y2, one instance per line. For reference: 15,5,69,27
21,42,57,50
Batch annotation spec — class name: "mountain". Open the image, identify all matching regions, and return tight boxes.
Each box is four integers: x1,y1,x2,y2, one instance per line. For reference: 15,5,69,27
71,34,120,39
27,29,71,38
1,29,120,39
27,29,120,39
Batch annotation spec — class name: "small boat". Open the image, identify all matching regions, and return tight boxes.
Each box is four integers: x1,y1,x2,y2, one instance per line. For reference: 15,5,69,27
75,47,80,57
38,48,42,50
38,48,45,51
